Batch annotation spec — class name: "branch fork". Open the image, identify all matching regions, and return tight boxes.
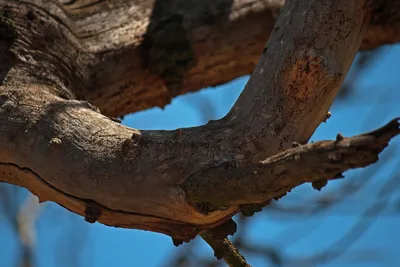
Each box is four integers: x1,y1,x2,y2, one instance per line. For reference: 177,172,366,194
0,0,398,248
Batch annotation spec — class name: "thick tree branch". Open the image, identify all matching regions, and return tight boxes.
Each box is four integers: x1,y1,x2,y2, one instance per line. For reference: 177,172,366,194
1,0,398,244
0,83,398,240
1,0,400,117
0,0,375,159
183,118,400,212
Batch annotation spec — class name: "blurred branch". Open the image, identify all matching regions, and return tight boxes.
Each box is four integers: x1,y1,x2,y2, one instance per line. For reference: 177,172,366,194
266,146,394,218
338,48,387,100
0,185,43,267
17,195,43,267
289,169,400,266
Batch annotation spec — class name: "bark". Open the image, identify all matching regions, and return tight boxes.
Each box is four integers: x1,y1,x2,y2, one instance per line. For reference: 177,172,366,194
1,0,399,117
0,0,399,243
201,229,252,267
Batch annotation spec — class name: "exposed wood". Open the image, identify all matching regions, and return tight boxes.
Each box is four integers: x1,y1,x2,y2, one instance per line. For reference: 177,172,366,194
1,0,400,117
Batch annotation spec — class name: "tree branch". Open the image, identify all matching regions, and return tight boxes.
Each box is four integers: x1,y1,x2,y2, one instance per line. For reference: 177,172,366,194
1,0,398,244
201,231,252,267
1,83,398,240
183,118,400,212
1,0,400,117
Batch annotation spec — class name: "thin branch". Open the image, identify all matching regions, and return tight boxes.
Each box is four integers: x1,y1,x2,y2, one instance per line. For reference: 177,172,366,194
201,231,252,267
289,171,400,266
16,194,43,267
266,146,395,217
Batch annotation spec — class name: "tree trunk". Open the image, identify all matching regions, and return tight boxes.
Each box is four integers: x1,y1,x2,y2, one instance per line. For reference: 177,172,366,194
0,0,399,243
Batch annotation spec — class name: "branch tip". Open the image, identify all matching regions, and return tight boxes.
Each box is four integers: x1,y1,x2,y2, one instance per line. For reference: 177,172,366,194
362,117,400,139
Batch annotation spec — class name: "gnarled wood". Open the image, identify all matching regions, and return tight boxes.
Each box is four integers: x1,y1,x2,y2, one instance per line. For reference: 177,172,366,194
1,0,400,117
0,84,398,240
1,0,399,243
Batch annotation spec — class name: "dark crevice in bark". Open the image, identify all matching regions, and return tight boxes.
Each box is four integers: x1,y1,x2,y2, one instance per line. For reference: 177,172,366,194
140,0,235,97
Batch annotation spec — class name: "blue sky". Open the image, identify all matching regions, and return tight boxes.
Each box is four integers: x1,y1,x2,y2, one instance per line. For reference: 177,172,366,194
1,45,399,267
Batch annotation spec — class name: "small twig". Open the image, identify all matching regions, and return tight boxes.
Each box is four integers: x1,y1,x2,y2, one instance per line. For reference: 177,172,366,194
201,230,252,267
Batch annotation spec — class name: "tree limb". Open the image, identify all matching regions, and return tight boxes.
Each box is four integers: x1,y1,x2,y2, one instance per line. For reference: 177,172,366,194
1,83,398,240
1,0,400,117
183,118,400,211
1,0,398,244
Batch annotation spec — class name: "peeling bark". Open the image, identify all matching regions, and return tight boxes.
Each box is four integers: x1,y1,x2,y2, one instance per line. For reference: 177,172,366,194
0,0,399,243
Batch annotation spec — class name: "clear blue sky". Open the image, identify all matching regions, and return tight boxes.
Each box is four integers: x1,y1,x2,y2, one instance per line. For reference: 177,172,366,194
1,45,399,267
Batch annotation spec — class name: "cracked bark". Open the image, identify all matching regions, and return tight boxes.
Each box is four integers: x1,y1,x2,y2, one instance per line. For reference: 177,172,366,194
0,0,399,245
1,0,399,117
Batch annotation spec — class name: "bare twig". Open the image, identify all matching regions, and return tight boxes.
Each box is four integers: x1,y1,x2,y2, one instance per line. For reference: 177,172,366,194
201,231,252,267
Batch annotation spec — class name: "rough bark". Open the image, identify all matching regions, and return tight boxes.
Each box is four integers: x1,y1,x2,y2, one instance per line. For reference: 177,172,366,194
201,229,252,267
0,0,399,243
1,0,399,117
